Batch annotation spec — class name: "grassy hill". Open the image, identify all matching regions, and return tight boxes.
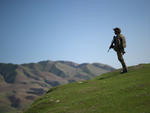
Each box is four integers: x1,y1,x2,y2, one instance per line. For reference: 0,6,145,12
23,64,150,113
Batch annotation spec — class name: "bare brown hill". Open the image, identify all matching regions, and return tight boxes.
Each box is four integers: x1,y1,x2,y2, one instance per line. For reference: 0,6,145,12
0,60,114,113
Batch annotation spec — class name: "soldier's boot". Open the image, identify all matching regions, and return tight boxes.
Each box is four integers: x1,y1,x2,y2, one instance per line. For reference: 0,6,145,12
121,62,128,74
118,56,128,74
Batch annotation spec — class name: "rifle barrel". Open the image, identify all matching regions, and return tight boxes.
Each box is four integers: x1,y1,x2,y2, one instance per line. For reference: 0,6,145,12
107,49,110,52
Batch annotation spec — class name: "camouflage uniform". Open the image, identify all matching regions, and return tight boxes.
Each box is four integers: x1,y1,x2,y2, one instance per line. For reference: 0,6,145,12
110,29,127,73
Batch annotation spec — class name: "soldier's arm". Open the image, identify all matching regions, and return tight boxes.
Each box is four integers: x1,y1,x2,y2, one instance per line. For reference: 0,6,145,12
120,37,123,47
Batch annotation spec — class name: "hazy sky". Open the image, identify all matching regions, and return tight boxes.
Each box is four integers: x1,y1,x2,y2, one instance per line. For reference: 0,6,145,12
0,0,150,68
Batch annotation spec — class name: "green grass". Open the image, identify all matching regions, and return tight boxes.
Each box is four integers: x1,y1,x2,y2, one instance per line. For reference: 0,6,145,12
23,64,150,113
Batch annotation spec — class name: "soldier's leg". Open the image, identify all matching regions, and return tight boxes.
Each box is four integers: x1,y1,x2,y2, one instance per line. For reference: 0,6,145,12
117,51,127,72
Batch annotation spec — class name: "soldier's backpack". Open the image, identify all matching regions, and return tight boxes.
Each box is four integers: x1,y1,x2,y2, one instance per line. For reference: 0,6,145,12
120,34,126,48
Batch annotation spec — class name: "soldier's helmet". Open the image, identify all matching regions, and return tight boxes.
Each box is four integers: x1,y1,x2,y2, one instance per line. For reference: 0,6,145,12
113,27,121,33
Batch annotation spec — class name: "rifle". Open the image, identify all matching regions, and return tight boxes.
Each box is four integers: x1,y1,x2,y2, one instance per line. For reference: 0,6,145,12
108,37,115,52
107,48,111,52
107,46,112,52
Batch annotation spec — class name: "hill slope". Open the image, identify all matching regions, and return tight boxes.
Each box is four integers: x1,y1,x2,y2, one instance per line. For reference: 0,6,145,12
24,64,150,113
0,60,114,113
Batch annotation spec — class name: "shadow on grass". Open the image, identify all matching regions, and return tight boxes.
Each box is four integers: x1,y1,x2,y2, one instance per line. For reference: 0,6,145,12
46,87,58,94
97,70,122,80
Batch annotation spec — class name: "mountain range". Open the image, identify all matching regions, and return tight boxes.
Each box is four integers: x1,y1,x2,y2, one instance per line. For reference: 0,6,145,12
0,60,114,113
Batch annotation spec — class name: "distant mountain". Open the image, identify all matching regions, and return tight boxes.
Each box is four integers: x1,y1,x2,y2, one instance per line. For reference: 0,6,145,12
0,60,115,113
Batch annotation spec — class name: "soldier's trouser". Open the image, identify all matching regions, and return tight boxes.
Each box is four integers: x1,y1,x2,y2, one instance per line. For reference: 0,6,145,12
116,51,127,71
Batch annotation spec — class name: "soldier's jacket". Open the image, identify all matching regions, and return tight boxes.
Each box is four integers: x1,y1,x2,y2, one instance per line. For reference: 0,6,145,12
110,34,126,52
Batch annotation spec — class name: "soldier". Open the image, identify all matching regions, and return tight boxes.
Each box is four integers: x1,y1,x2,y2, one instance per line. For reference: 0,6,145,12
109,27,128,73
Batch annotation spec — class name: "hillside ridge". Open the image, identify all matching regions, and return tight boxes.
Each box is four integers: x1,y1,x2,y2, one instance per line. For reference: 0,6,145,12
24,63,150,113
